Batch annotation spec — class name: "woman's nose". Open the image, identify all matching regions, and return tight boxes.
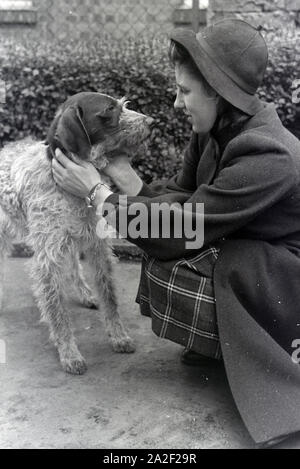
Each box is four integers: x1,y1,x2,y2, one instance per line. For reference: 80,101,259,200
174,94,184,110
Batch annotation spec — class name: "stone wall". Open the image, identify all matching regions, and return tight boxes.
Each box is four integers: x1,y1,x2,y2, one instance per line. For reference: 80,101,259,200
207,0,300,31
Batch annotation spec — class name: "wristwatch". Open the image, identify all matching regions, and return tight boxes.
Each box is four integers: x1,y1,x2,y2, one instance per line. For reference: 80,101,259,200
85,182,110,208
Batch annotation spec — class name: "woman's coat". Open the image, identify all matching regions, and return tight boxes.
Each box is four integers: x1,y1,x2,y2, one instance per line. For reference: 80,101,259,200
104,103,300,443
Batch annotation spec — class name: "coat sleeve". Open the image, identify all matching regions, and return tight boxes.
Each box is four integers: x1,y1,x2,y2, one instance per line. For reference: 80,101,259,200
102,131,298,260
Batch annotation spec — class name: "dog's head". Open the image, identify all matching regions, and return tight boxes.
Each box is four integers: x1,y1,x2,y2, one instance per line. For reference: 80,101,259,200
46,92,153,169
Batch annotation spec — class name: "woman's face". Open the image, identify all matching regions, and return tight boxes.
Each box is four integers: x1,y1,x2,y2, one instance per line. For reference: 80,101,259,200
174,63,219,134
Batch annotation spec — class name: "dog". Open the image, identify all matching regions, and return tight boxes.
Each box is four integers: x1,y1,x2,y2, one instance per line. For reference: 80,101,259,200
0,91,153,374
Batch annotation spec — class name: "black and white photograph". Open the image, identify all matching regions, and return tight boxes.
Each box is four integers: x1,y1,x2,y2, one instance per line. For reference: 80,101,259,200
0,0,300,452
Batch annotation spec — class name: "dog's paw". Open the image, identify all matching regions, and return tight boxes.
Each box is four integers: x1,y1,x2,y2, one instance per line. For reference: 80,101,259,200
61,357,88,375
59,344,88,375
107,319,136,353
112,336,136,354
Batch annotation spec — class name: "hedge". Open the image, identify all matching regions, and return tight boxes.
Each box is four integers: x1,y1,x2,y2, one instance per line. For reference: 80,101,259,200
258,30,300,138
0,30,299,183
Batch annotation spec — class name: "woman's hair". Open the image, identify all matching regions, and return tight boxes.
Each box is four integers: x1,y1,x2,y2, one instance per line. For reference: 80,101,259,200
168,39,249,121
168,39,216,97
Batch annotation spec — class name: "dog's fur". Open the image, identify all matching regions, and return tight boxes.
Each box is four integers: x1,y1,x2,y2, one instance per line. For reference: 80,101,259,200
0,92,152,374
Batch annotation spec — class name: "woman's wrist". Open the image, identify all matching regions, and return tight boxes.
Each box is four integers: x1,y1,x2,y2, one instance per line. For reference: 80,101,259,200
109,165,143,196
92,184,113,207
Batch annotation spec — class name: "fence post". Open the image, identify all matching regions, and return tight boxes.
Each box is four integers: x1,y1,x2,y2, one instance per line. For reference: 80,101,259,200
192,0,199,32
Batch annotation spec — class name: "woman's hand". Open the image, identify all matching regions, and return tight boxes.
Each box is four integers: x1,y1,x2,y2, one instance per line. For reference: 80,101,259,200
102,152,132,179
103,152,143,196
52,149,102,198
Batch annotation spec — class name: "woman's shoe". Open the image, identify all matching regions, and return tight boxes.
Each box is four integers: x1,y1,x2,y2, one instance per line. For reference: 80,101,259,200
256,432,300,449
181,349,221,366
256,435,291,449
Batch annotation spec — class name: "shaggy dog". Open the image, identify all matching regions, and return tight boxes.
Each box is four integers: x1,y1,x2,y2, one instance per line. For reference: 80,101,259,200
0,92,153,374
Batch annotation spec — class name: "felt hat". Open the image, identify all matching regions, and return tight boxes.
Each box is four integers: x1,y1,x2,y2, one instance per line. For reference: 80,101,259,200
170,19,268,115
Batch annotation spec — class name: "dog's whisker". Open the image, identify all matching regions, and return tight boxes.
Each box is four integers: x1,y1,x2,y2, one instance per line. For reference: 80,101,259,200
119,96,128,107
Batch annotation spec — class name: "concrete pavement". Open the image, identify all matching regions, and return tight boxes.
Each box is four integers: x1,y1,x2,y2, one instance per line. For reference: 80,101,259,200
1,257,300,449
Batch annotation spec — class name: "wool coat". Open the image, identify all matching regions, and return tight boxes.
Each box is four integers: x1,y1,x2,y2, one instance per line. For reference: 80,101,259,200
104,102,300,444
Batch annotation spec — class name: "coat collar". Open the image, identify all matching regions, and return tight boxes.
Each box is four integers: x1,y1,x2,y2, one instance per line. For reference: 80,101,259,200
210,107,252,155
195,102,277,186
195,107,251,186
211,102,280,152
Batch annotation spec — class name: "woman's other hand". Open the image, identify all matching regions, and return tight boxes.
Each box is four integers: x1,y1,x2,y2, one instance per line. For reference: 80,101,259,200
103,152,143,196
102,152,132,179
52,149,102,198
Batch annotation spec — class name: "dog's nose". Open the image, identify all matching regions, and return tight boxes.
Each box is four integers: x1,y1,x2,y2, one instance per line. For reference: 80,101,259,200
145,117,155,128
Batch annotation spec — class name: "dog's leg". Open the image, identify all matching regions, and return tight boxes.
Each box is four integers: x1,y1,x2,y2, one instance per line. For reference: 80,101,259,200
30,241,87,375
71,252,99,309
0,251,4,310
0,211,15,310
87,241,135,353
0,239,7,311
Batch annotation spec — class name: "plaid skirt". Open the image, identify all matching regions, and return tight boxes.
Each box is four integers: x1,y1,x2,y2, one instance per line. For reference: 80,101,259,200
136,247,222,360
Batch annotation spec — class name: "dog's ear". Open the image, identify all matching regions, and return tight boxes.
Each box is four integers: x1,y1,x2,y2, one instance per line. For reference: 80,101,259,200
45,108,63,160
55,105,92,159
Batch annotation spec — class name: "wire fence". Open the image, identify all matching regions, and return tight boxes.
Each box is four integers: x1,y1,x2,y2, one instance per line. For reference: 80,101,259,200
41,0,208,40
0,0,209,41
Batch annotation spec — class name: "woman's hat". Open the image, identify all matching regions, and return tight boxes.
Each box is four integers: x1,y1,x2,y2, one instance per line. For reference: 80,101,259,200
170,19,268,115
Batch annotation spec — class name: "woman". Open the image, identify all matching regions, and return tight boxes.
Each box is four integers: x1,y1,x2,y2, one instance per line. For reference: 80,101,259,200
52,19,300,447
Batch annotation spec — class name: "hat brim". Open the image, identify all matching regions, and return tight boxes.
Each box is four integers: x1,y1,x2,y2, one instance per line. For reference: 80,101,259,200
170,29,264,116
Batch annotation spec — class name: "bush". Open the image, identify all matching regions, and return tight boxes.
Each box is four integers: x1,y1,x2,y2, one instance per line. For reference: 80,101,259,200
259,29,300,138
0,35,187,182
0,30,299,183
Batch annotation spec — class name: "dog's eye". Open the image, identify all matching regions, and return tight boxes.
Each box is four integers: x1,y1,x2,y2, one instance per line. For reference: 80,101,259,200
97,106,115,123
100,114,113,123
99,105,116,122
106,104,115,113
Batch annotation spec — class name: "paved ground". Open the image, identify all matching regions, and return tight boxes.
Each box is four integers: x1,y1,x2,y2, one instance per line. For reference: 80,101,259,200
1,257,300,449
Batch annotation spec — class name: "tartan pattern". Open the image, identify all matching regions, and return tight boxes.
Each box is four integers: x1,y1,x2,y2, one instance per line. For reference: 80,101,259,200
137,246,222,360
